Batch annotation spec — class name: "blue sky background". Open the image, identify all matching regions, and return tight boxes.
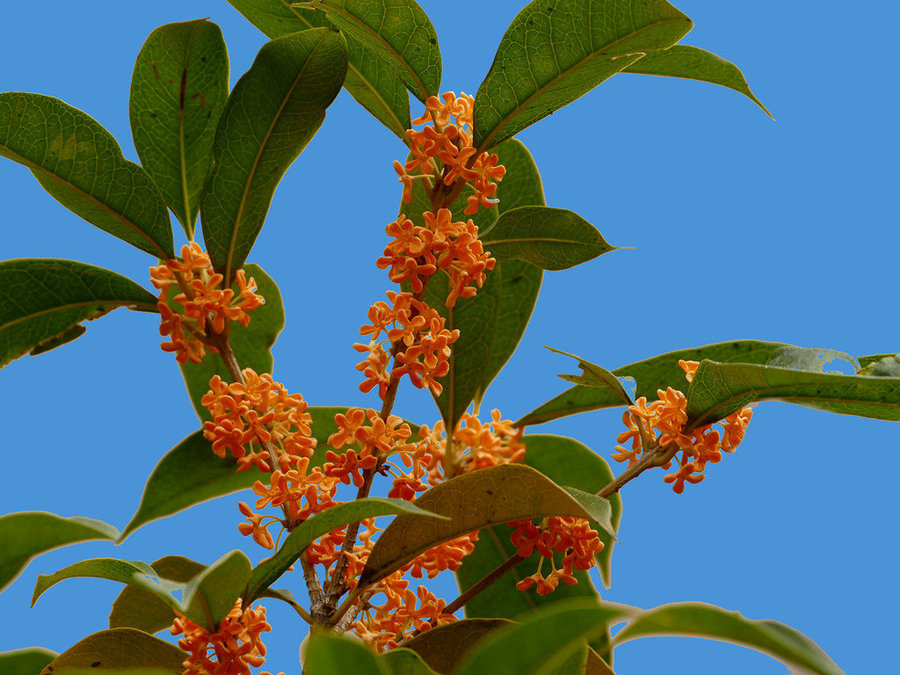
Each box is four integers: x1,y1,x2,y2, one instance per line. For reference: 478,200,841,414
1,1,897,673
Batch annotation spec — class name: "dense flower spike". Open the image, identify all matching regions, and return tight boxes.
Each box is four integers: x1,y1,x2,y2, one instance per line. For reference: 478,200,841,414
170,599,283,675
354,292,459,397
201,369,316,472
149,242,264,363
612,360,754,493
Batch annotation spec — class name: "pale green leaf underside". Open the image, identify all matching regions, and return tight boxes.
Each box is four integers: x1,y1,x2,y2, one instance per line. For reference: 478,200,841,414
0,92,173,257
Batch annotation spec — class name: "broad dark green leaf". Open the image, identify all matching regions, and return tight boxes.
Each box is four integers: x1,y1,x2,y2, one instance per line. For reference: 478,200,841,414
32,558,184,617
454,600,630,675
0,648,56,675
473,0,693,149
400,139,544,430
613,602,846,675
517,340,790,427
403,619,512,674
0,259,158,368
481,206,619,270
548,348,634,407
201,28,348,282
623,45,771,117
246,497,445,601
177,264,285,422
182,550,252,630
304,632,386,675
360,464,609,586
109,556,206,633
380,648,438,675
37,629,184,674
130,19,229,237
455,436,621,664
0,93,173,257
0,512,119,593
226,0,411,140
686,358,900,430
307,0,440,101
120,407,343,539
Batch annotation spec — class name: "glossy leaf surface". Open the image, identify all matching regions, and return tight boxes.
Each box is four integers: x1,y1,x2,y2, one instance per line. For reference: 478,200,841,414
304,632,387,675
454,600,630,675
623,45,771,117
309,0,440,101
0,93,173,257
549,348,634,407
474,0,693,149
226,0,411,140
246,498,445,601
686,357,900,429
130,19,229,236
201,28,347,282
121,407,343,539
481,206,618,270
0,648,56,675
403,619,512,674
401,139,544,430
37,629,184,674
182,550,252,630
518,340,789,427
177,264,284,421
0,259,157,368
380,649,438,675
613,602,845,675
109,556,205,633
0,512,119,593
360,464,611,586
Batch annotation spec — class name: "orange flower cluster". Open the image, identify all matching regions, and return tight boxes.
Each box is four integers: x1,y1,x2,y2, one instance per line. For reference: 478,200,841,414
612,360,754,493
202,369,316,473
170,599,282,675
149,242,264,363
377,209,495,307
325,407,414,487
354,291,460,398
510,517,604,596
395,91,506,216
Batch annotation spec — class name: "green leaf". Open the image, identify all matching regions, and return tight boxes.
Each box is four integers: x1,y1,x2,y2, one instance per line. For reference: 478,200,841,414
32,558,184,617
857,353,900,376
584,647,616,675
304,632,387,675
37,628,185,674
359,464,611,586
401,139,544,430
473,0,693,150
201,28,348,282
226,0,411,141
182,550,252,630
0,648,57,675
380,649,439,675
517,340,790,427
109,556,206,633
686,357,900,430
548,348,634,407
453,600,631,675
402,619,512,674
0,512,119,593
0,259,158,368
613,602,846,675
481,207,619,270
623,45,771,118
307,0,441,101
246,497,446,601
0,93,173,257
130,19,229,237
120,407,346,540
176,264,285,422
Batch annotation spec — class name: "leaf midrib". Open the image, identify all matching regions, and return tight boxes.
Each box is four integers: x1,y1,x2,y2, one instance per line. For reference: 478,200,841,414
477,16,691,151
1,298,158,331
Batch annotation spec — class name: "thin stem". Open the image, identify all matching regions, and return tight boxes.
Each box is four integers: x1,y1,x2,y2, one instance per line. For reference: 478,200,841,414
302,556,330,624
443,551,523,616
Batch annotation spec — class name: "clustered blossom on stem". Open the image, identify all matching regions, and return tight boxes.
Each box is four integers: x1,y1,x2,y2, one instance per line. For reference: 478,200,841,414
613,360,754,493
170,599,283,675
149,242,264,363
